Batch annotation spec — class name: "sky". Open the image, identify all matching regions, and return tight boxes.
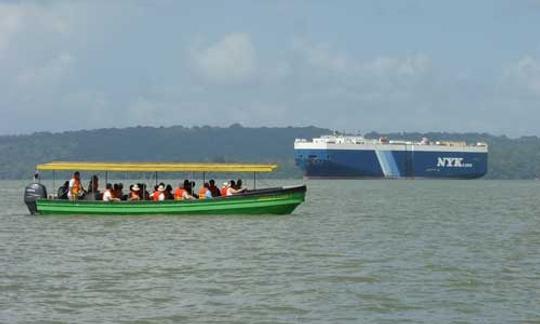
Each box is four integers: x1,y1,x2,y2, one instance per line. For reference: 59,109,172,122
0,0,539,136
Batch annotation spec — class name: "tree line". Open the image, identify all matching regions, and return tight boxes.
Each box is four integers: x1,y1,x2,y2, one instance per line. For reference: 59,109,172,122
0,125,539,179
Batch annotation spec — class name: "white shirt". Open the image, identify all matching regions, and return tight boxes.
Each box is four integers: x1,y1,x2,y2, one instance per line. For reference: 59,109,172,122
103,190,113,201
67,178,76,198
226,187,236,196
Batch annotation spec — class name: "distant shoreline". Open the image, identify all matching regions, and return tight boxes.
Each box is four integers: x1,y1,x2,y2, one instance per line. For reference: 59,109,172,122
0,125,538,180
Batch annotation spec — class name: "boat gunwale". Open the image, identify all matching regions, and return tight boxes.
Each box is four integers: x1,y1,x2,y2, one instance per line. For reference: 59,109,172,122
37,185,307,206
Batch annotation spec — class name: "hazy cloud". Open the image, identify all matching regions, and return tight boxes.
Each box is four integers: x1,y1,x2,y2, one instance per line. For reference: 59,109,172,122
0,1,538,136
364,55,430,77
191,33,257,84
294,41,351,73
16,53,74,86
294,40,430,77
504,56,540,97
0,3,66,54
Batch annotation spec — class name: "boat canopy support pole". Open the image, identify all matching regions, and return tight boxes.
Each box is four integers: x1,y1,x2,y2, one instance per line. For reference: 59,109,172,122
52,171,56,194
155,171,158,186
105,171,108,185
253,172,256,190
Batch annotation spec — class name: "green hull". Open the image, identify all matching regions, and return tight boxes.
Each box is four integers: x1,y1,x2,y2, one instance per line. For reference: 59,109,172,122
35,186,306,216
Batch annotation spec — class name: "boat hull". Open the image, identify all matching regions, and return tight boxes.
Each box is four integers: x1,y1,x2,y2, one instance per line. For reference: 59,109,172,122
295,148,487,179
35,185,306,216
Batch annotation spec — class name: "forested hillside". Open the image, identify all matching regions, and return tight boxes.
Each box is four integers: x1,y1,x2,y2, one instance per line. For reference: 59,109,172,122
0,125,327,179
1,125,539,179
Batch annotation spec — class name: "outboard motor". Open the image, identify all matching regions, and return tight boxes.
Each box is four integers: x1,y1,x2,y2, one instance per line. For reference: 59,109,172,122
24,183,47,215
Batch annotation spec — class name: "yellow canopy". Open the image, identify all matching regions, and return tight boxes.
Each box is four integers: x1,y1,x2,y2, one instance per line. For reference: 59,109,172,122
36,161,278,173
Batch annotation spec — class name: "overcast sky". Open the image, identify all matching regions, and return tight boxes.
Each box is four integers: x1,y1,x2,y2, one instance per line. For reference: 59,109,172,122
1,0,539,136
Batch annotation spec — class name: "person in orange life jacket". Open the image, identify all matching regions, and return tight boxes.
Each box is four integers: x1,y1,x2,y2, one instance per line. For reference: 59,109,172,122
103,183,120,202
208,179,221,197
220,182,229,197
152,183,166,201
128,184,141,201
68,171,85,200
198,183,212,199
151,184,159,201
157,184,167,201
174,181,195,200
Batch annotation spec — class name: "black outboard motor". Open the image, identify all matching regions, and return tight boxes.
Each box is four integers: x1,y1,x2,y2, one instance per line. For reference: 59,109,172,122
24,183,47,215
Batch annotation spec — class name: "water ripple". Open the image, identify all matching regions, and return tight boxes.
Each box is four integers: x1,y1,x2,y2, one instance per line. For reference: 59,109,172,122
1,180,540,322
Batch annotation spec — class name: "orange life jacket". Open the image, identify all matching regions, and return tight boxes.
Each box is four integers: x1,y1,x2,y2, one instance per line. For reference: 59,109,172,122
152,191,160,201
198,187,207,200
129,192,140,200
174,188,185,200
71,177,81,196
221,186,228,197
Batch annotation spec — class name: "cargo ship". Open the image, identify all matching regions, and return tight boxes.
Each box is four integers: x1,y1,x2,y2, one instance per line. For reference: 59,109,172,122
294,135,488,179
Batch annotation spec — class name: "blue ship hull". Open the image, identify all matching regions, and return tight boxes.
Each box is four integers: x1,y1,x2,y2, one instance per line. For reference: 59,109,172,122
295,149,488,179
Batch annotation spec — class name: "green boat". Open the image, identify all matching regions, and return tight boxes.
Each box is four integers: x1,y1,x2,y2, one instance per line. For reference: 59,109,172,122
24,161,306,216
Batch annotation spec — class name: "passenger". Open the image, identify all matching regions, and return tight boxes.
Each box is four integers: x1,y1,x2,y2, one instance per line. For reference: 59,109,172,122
68,171,85,200
165,184,174,200
117,183,126,200
153,183,166,201
140,183,150,200
182,179,197,197
86,175,100,200
174,182,195,200
151,184,160,201
87,175,99,193
220,182,229,197
190,181,197,198
174,184,183,200
208,179,221,197
103,183,120,202
182,180,190,194
227,180,236,196
227,180,247,196
57,181,69,199
113,183,119,199
129,184,141,201
236,179,243,190
198,183,212,200
112,183,124,200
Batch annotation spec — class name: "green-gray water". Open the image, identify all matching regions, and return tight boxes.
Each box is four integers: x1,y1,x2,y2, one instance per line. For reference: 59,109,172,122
1,180,539,323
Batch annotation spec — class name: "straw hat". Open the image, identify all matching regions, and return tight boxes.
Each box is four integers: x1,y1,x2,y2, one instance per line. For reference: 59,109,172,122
223,182,229,187
132,184,140,192
158,185,165,192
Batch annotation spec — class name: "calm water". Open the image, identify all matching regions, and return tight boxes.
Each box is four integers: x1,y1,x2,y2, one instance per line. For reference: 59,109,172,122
1,180,540,323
